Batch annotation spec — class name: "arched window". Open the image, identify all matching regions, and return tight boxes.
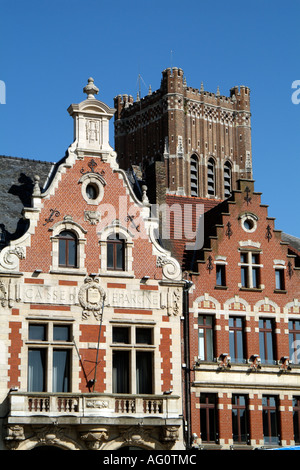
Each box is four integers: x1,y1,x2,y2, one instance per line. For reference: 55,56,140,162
58,231,77,268
207,158,215,196
224,161,232,198
190,154,199,197
107,234,125,271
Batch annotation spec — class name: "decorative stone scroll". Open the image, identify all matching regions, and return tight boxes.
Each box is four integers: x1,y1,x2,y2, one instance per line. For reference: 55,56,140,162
156,255,181,280
78,276,106,320
0,246,25,271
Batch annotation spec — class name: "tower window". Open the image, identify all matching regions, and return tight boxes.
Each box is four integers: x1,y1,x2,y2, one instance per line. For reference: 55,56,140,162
207,158,215,196
190,154,199,197
224,161,232,198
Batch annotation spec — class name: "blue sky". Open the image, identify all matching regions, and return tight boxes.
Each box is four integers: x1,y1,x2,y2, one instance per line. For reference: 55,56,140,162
0,0,299,237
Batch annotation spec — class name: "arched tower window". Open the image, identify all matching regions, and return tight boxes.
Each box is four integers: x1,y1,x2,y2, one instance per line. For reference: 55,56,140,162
190,154,199,197
58,230,78,268
207,158,215,196
224,161,232,198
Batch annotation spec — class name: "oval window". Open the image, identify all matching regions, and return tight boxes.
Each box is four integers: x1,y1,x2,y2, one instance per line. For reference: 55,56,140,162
86,183,99,200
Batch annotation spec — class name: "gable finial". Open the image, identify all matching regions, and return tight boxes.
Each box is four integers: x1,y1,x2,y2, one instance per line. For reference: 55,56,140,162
83,77,99,100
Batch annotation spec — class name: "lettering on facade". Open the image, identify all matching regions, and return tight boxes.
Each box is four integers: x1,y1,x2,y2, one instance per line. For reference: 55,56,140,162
20,284,77,304
19,282,162,311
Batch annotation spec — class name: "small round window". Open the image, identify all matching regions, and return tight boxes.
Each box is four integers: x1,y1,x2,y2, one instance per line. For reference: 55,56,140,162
240,213,257,233
243,218,254,231
86,183,99,200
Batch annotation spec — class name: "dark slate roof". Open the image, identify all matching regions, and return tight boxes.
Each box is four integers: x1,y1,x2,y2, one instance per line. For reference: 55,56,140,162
0,155,54,245
282,232,300,254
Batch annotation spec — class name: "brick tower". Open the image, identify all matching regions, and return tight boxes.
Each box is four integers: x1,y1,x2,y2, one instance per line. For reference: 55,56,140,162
114,67,252,204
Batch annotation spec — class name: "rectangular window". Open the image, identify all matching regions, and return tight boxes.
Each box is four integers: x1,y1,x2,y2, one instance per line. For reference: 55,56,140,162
259,319,275,364
58,231,77,268
229,317,246,363
113,326,130,344
52,349,70,392
232,394,249,444
275,269,285,290
262,396,279,445
216,264,226,287
113,350,130,393
240,251,261,289
107,235,125,271
293,397,300,443
289,320,300,364
200,394,218,443
29,324,47,341
28,348,46,392
107,242,114,269
136,351,153,394
27,322,73,393
198,315,214,361
136,328,153,345
112,325,154,395
53,325,70,342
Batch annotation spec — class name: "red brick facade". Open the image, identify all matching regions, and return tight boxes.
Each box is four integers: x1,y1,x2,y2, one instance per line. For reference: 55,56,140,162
0,81,184,451
179,179,300,448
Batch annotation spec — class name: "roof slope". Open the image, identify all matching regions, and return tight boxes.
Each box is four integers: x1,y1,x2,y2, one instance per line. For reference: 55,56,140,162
0,155,53,245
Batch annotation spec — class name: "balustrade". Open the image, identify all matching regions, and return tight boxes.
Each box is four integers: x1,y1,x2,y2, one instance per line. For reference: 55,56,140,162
8,392,179,419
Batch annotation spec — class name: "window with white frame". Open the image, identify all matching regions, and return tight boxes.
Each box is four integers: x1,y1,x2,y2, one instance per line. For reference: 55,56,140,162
198,314,214,361
107,234,125,271
50,217,87,272
275,268,285,291
239,250,261,289
215,263,226,287
79,172,105,205
58,230,78,268
98,224,133,274
111,324,154,394
27,322,73,393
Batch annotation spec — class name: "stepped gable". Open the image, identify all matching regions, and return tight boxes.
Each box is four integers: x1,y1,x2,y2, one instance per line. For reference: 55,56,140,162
164,193,222,271
0,155,54,245
166,182,300,274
